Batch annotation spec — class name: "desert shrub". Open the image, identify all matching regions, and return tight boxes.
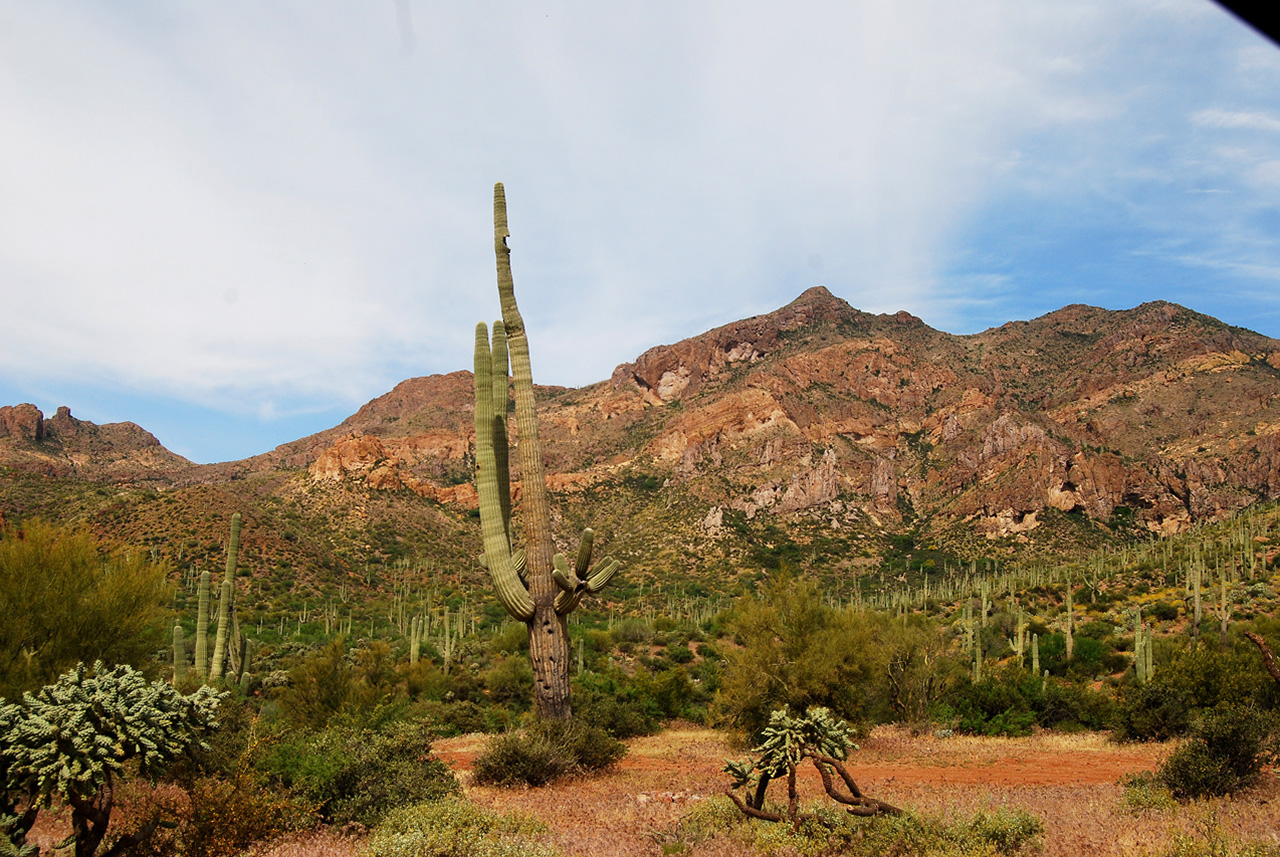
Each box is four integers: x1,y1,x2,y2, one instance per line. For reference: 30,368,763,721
362,797,560,857
667,644,695,664
613,617,653,645
1157,705,1277,799
1114,641,1271,742
1113,681,1193,741
1036,678,1114,731
674,797,1042,857
488,623,528,655
177,772,310,857
717,570,876,738
278,638,356,730
631,664,709,722
483,656,534,710
414,700,509,736
572,670,663,737
264,721,458,825
940,668,1036,737
471,728,569,787
471,720,625,787
938,664,1112,736
558,721,628,771
0,520,170,698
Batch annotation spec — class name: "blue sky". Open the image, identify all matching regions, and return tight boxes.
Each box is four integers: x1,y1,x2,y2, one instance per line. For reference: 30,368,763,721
1,2,1278,464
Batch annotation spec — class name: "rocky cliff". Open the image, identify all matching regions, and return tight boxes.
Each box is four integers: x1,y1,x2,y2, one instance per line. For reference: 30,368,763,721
0,404,191,481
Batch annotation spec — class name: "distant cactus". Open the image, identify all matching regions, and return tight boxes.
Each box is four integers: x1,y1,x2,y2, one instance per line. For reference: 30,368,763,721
194,571,210,678
172,625,187,684
206,513,246,684
209,578,231,682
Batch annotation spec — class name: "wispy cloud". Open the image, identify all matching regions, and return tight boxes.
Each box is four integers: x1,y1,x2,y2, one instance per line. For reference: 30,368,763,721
0,1,1277,461
1193,108,1280,133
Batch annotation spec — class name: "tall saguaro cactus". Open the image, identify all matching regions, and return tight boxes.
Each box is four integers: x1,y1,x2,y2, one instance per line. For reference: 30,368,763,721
474,183,620,720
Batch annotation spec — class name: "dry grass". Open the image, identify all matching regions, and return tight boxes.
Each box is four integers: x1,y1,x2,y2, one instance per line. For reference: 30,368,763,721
243,829,364,857
434,726,1280,857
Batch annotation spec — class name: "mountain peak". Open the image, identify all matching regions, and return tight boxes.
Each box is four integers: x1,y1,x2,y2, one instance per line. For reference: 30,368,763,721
611,287,866,402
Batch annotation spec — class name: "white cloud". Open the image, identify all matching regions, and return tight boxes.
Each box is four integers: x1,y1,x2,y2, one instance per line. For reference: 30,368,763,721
0,0,1277,459
1193,109,1280,134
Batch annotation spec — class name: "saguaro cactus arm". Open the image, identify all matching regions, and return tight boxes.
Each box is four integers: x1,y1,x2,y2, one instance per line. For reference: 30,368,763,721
552,528,620,615
474,322,535,621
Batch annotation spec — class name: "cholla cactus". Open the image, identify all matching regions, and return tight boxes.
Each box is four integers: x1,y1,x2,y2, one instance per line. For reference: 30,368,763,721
1,662,223,857
724,706,899,825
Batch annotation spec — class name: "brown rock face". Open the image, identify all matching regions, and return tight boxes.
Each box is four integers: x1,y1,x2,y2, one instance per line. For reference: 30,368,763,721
612,286,867,403
0,404,44,440
0,404,188,480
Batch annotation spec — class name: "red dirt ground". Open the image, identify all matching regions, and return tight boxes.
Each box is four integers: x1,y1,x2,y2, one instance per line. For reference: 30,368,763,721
434,726,1280,857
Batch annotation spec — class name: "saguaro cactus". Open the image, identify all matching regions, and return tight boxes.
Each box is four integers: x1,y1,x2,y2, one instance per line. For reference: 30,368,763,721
209,578,232,682
473,183,620,720
173,625,187,684
194,571,210,678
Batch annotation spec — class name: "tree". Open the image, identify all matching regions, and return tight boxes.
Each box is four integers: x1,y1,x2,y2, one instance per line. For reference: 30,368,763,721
717,571,875,738
1,661,224,857
0,520,170,698
472,183,619,721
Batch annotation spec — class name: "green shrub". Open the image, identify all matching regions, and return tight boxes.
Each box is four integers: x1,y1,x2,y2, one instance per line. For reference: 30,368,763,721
0,521,170,698
572,671,660,738
1158,705,1276,799
362,797,560,857
484,656,534,711
1112,681,1192,742
264,721,459,825
471,721,625,787
415,700,509,736
717,571,875,738
673,797,1042,857
558,721,628,772
1114,641,1274,742
471,729,570,787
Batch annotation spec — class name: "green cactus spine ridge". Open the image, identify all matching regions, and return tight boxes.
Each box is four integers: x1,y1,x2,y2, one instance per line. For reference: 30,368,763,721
470,183,621,720
474,322,535,621
209,578,232,682
173,625,187,684
195,571,210,678
224,513,244,680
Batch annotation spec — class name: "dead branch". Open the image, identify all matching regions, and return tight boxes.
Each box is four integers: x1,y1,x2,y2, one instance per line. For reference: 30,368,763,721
1244,632,1280,685
725,789,785,823
811,755,903,816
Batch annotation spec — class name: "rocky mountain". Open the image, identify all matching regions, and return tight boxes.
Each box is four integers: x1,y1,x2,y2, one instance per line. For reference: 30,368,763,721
3,287,1278,592
0,404,191,481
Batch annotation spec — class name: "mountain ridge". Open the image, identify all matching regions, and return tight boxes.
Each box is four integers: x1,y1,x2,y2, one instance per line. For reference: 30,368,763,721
3,288,1278,590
